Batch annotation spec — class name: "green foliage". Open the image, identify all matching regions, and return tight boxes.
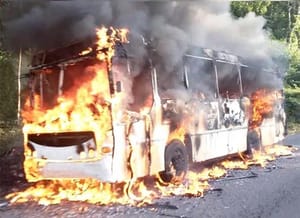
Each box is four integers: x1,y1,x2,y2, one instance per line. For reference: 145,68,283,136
0,1,18,122
231,1,300,133
230,1,299,41
264,1,290,40
288,15,300,70
285,73,300,88
230,1,271,18
286,15,300,90
0,50,17,121
285,88,300,132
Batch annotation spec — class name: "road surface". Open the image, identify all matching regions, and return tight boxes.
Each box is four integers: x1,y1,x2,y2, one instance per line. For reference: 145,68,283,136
0,134,300,218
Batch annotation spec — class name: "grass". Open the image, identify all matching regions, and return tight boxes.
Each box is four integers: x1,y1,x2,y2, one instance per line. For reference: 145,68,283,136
287,122,300,134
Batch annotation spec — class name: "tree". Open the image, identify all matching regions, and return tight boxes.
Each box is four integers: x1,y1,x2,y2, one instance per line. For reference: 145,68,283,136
0,1,18,121
286,15,300,87
230,1,271,18
0,51,17,121
230,1,299,41
0,0,7,48
289,15,300,68
230,1,300,125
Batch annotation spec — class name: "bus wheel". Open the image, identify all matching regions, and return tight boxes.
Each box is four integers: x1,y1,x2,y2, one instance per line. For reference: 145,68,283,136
159,140,188,184
246,128,261,156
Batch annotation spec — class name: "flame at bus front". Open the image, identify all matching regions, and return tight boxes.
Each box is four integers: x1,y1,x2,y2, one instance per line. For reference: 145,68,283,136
21,27,129,181
22,64,111,147
22,27,128,149
95,27,129,69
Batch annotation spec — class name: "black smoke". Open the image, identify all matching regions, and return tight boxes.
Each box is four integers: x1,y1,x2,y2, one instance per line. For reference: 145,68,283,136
4,0,287,93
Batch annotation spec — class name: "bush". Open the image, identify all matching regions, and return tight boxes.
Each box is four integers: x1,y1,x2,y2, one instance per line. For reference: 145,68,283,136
0,122,23,155
285,87,300,133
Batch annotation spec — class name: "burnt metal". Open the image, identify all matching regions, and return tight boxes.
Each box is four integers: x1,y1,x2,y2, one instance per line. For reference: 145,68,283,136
144,202,178,210
28,131,95,147
31,37,96,67
208,187,223,192
215,171,258,182
0,201,10,212
31,38,129,71
157,213,188,218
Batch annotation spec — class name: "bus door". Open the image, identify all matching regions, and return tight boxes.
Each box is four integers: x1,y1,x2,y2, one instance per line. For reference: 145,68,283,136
216,60,248,154
111,57,153,179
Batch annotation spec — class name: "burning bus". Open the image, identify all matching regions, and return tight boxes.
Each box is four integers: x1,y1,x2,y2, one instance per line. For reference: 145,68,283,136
21,27,286,184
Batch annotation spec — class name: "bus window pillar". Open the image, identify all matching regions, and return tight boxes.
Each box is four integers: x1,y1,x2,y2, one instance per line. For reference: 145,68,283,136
213,60,221,129
237,64,243,96
58,65,65,96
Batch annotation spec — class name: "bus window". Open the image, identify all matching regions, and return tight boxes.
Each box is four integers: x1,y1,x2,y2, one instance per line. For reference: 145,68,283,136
28,67,60,110
216,62,241,98
129,61,153,112
184,57,216,99
41,68,60,109
62,59,103,95
240,66,258,95
241,66,280,95
156,62,184,93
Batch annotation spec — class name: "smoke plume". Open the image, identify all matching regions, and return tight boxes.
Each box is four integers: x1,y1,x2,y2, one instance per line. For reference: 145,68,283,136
4,0,287,95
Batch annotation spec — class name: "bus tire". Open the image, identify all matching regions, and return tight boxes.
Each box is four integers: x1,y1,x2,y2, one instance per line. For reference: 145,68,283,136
159,140,188,184
246,128,261,156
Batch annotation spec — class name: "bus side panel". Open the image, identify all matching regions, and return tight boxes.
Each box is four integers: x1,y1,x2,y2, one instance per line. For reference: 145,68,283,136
40,155,114,182
191,127,247,162
227,127,248,154
260,116,285,146
150,124,169,174
192,130,228,162
112,123,131,182
128,120,150,179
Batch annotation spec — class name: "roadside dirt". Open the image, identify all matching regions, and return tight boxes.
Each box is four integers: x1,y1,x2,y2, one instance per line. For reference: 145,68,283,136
0,146,27,199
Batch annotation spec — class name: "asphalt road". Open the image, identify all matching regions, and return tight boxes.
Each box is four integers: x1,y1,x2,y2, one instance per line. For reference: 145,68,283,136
0,134,300,218
280,133,300,147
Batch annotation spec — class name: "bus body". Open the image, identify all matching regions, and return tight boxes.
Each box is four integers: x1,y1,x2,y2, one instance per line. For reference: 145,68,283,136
23,36,286,183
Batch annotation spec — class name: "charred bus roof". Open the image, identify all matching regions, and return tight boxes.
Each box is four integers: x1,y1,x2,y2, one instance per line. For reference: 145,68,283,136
29,34,276,76
30,37,129,70
184,47,248,67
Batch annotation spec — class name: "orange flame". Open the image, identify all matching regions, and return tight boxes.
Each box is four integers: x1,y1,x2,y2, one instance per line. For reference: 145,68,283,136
6,145,295,206
13,27,296,207
21,27,129,181
167,127,186,144
22,64,111,147
250,89,276,129
95,27,128,69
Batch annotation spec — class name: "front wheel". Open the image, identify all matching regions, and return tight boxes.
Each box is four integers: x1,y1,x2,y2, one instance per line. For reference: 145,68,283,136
159,140,188,184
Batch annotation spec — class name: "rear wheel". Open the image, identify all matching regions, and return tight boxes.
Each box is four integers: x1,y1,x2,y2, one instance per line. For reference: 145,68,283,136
159,140,188,184
246,128,261,156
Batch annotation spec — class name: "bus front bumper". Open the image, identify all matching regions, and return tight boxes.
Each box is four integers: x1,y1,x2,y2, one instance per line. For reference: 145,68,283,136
24,154,116,182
